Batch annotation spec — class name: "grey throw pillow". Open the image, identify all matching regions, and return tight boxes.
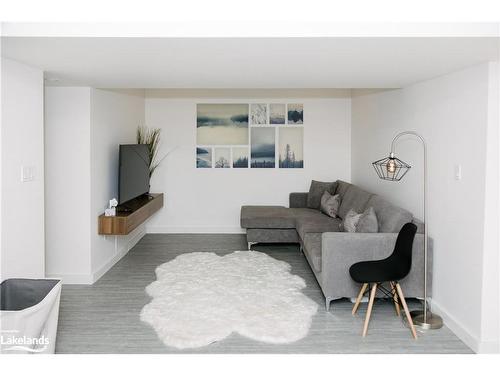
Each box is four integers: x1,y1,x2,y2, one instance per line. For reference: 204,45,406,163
341,207,379,233
307,180,338,209
342,209,362,232
320,191,340,218
356,207,379,233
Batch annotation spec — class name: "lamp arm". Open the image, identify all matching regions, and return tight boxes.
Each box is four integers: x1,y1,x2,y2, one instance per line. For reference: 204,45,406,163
390,131,429,323
390,131,427,155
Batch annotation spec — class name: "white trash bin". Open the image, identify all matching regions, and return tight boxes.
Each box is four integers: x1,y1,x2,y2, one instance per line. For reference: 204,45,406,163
0,278,62,354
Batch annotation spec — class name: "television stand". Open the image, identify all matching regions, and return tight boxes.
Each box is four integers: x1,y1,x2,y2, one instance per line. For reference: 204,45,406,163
116,206,133,213
98,193,164,235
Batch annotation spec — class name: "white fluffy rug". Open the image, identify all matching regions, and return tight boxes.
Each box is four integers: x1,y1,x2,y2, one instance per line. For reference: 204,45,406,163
140,251,318,349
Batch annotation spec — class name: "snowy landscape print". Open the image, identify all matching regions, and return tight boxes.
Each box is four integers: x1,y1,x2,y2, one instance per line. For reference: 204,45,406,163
197,104,249,145
269,104,286,124
287,103,303,124
196,147,212,168
214,148,231,168
251,128,275,168
232,147,249,168
279,127,303,168
250,104,267,124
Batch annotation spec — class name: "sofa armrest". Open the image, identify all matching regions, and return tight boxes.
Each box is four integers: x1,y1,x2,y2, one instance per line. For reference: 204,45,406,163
322,232,401,270
320,232,428,299
289,192,308,208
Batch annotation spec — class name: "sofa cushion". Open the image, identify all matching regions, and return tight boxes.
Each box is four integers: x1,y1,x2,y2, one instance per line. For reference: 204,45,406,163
240,206,296,229
307,180,337,209
303,233,322,273
288,207,323,219
335,180,351,200
295,212,342,241
337,185,373,219
366,195,413,233
289,192,309,208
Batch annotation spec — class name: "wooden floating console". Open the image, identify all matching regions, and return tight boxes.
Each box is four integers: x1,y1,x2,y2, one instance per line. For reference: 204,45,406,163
98,193,163,235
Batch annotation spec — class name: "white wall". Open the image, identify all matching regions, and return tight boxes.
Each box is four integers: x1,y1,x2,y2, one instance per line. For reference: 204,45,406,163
45,89,347,280
90,89,146,278
44,88,146,283
1,58,44,280
144,95,351,233
45,87,92,279
351,62,498,352
480,61,499,353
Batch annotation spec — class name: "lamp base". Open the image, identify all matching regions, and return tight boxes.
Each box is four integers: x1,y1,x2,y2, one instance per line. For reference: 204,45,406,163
410,310,443,330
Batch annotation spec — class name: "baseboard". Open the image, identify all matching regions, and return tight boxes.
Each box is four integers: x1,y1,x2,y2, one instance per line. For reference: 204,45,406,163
146,225,246,234
477,339,500,353
49,228,146,285
92,227,146,283
345,296,498,353
429,299,492,353
45,273,94,285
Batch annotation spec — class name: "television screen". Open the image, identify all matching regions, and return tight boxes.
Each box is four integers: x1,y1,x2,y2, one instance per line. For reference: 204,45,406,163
118,144,150,204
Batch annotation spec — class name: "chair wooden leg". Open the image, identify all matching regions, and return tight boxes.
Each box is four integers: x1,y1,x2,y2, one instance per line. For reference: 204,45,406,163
362,283,377,337
390,282,400,316
395,283,417,339
352,283,368,315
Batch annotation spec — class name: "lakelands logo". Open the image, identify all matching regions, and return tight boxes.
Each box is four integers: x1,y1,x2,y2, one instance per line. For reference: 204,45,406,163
0,330,49,353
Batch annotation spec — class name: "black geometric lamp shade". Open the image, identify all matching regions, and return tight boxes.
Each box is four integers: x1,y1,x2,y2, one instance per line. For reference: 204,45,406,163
372,152,411,181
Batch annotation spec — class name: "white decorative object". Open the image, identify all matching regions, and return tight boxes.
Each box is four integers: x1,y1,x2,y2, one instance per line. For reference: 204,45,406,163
140,251,318,349
104,198,118,216
109,198,118,208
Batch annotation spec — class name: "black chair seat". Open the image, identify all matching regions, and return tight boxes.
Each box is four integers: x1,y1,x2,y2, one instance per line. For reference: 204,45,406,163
349,259,407,283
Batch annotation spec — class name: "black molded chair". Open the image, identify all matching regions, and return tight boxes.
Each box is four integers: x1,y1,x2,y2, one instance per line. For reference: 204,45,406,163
349,222,418,339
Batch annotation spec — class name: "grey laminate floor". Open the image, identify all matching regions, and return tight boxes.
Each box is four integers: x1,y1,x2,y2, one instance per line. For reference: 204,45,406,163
56,234,472,353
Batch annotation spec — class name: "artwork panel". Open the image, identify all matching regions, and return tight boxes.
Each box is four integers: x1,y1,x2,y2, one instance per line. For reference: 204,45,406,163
269,103,286,125
232,147,249,168
251,127,276,168
196,104,249,145
250,104,267,125
196,147,212,168
287,103,303,124
214,147,231,168
279,127,304,168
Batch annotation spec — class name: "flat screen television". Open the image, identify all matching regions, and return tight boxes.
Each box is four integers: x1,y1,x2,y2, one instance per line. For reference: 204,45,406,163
118,144,150,205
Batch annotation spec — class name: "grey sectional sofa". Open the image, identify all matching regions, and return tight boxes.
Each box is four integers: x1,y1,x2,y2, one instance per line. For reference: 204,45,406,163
240,180,430,311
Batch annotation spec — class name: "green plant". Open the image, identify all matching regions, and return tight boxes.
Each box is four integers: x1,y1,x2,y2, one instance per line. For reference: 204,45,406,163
136,126,166,177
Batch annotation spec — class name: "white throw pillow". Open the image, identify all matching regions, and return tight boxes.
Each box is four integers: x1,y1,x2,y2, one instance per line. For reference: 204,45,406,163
320,191,340,218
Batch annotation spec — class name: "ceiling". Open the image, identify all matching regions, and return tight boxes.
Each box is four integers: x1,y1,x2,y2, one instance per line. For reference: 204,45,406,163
2,37,498,88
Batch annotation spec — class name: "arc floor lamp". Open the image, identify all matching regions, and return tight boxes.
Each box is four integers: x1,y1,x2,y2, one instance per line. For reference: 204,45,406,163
372,131,443,330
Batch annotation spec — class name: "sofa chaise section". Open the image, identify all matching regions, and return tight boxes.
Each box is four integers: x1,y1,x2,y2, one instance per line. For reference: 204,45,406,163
241,205,327,249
